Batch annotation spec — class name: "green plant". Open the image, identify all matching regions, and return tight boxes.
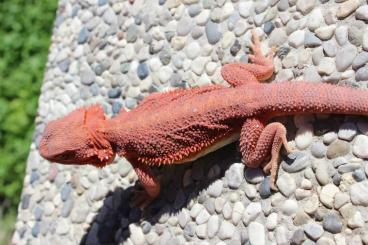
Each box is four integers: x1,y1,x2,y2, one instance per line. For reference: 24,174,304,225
0,0,58,242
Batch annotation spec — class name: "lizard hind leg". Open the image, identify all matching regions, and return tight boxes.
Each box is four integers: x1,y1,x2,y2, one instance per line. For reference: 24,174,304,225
130,161,161,210
240,118,291,191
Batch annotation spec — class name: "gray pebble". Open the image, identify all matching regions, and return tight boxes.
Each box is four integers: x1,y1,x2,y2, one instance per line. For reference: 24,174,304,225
322,40,337,58
350,181,368,206
335,45,358,72
291,229,305,244
276,173,296,197
126,25,138,43
78,27,89,44
61,199,74,217
263,21,275,34
352,52,368,70
315,164,331,185
332,173,342,186
353,169,366,182
310,142,327,158
125,97,137,109
269,28,287,46
322,213,342,234
282,152,311,173
304,31,322,48
177,17,193,36
205,21,222,44
326,140,350,159
32,222,40,237
30,170,40,184
356,5,368,21
207,180,223,197
191,26,204,39
34,206,43,221
296,0,315,14
58,59,70,73
112,101,122,114
226,163,244,189
244,167,264,184
60,183,72,201
188,4,202,17
338,122,357,141
335,26,348,46
159,49,171,65
203,198,215,214
303,222,324,241
348,20,365,46
137,62,149,80
338,163,361,174
259,177,271,199
356,66,368,81
107,88,121,98
141,221,151,234
80,66,96,85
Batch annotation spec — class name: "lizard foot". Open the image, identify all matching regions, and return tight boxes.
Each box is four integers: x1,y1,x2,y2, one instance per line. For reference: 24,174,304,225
130,189,154,210
248,29,275,68
262,156,280,191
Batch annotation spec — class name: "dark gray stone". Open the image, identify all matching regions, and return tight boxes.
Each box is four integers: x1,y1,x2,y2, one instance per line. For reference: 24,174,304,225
353,169,366,182
30,170,40,184
21,194,31,209
137,62,149,80
107,88,121,98
78,27,89,44
32,222,40,237
263,21,275,34
112,101,122,115
259,177,271,198
230,40,241,56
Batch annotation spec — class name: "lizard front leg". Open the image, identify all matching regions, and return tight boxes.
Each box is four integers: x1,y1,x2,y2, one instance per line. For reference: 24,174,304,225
130,160,160,209
221,29,275,87
240,118,292,190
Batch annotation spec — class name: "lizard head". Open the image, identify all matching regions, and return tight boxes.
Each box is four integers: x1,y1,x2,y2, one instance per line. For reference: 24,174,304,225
39,105,115,168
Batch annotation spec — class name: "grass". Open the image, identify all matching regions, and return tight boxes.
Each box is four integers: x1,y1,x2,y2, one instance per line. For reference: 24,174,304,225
0,0,58,243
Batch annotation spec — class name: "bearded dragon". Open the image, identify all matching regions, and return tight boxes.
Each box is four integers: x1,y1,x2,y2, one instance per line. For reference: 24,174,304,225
40,30,368,207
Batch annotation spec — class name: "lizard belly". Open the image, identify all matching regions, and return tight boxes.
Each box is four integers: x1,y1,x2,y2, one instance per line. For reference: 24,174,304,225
173,132,240,164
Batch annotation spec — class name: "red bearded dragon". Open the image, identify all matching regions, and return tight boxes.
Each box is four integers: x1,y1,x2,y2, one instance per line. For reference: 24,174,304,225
40,30,368,208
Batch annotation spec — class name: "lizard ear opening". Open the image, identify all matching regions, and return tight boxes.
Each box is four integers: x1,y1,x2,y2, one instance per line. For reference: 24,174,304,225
84,104,116,167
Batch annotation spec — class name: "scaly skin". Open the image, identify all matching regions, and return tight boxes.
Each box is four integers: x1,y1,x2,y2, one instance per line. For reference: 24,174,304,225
40,30,368,208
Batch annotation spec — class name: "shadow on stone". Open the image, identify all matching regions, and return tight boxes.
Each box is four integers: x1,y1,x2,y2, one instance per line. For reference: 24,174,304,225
79,143,240,244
